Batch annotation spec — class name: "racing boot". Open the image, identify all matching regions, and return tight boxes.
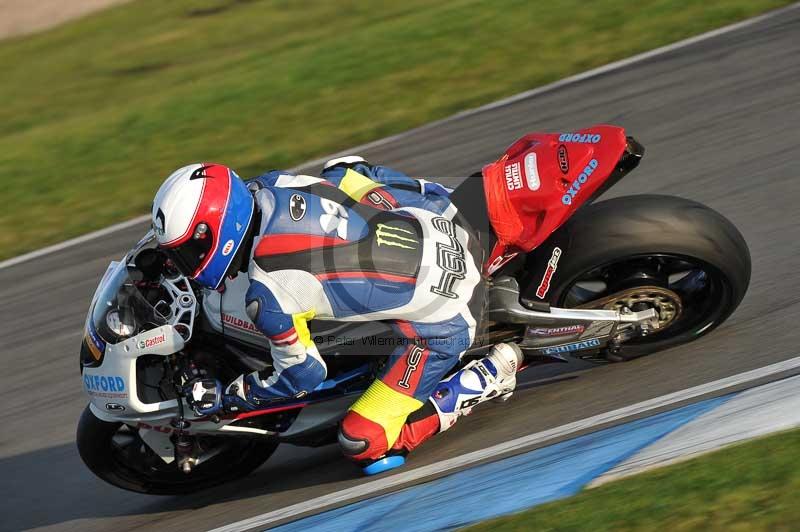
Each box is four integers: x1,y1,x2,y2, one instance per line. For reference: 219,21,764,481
432,342,523,431
354,343,523,476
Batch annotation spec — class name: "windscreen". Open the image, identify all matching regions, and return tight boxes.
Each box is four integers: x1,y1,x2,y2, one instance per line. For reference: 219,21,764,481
90,261,169,345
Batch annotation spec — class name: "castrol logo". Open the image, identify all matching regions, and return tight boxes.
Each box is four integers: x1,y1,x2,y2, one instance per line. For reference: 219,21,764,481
138,334,166,349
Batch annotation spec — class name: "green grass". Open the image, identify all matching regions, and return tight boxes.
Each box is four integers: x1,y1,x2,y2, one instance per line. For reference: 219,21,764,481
0,0,792,259
465,427,800,532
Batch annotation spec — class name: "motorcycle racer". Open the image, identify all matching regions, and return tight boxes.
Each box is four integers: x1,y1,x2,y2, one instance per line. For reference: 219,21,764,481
151,158,522,473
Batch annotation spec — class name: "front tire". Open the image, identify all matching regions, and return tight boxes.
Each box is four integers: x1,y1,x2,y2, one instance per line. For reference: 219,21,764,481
524,195,751,360
76,406,278,494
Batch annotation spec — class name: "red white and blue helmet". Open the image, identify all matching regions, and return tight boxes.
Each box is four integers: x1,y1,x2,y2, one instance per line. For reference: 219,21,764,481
151,163,255,289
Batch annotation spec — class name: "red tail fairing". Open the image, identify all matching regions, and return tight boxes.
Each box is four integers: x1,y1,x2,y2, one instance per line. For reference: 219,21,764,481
482,125,628,270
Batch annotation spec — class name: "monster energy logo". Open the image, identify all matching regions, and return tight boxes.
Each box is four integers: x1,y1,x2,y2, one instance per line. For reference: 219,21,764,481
376,223,417,250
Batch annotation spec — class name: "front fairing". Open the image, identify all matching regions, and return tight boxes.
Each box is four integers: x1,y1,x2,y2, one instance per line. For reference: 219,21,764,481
80,234,197,421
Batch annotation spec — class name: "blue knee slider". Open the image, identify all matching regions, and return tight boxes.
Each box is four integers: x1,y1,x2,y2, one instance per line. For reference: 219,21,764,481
362,455,406,476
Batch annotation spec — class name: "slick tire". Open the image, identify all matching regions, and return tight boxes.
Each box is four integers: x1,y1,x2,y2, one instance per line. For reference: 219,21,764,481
524,195,751,360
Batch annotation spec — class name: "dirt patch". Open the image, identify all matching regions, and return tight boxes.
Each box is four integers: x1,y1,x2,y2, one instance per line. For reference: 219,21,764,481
0,0,132,40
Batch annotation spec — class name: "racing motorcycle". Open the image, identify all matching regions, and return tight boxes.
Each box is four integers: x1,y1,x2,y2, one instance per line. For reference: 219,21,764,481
76,125,751,494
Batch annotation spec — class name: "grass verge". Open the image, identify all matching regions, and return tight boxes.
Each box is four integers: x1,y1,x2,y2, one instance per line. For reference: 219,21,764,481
465,427,800,532
0,0,792,259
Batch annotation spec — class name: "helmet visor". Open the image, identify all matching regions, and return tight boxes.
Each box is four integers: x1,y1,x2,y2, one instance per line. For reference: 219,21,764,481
161,223,214,278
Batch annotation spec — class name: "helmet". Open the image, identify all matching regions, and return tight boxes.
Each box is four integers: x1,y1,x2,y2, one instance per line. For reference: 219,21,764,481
151,163,255,290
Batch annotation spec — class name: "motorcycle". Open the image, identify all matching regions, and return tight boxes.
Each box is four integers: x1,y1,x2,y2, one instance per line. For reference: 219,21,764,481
76,125,751,494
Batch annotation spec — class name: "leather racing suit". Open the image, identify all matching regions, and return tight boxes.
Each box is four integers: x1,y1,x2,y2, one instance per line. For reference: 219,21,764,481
229,156,485,463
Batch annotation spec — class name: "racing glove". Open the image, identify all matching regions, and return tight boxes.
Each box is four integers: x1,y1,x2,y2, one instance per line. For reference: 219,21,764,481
184,377,260,415
223,374,259,413
185,378,224,416
222,372,310,413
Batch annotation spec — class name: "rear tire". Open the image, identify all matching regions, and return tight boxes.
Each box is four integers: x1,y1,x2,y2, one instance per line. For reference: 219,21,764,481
76,406,278,494
526,195,751,360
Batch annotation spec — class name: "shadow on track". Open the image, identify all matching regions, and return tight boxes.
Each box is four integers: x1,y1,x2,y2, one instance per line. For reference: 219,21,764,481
0,440,355,531
0,362,590,531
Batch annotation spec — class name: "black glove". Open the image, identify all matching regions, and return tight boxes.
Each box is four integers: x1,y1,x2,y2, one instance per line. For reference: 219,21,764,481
184,378,224,416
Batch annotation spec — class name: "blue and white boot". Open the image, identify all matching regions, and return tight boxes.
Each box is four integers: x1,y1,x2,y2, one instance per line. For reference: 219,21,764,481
431,343,523,431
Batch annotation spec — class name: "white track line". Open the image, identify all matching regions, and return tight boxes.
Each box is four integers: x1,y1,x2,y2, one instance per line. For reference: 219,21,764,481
0,214,150,269
3,1,798,272
208,355,800,532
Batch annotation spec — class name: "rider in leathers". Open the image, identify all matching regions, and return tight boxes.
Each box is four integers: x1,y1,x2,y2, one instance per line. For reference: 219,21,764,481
151,157,521,473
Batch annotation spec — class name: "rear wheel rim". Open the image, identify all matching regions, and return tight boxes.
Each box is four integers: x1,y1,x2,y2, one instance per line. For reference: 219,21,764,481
559,253,734,345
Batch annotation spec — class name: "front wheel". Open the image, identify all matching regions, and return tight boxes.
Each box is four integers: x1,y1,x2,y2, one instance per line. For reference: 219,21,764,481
524,195,751,360
76,406,278,494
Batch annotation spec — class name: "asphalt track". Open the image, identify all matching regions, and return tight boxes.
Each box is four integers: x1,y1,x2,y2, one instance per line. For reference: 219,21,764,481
1,6,799,531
